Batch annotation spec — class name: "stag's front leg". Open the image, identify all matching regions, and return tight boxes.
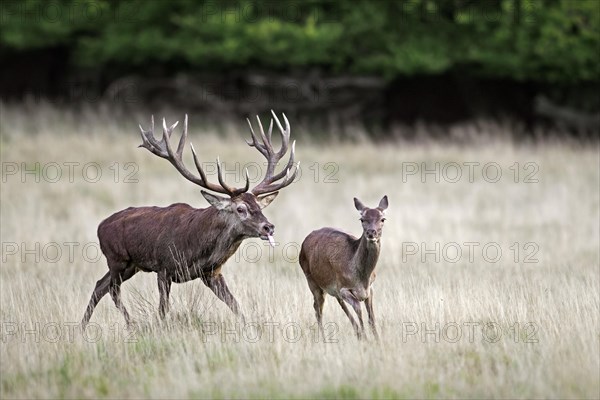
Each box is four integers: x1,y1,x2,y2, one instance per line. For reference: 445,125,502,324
204,274,246,324
157,269,172,319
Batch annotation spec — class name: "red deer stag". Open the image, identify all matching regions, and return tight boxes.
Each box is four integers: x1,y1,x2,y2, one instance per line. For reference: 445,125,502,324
299,196,388,340
82,111,297,327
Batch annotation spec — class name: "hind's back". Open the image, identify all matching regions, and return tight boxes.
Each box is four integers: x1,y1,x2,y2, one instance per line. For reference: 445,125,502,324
299,227,357,288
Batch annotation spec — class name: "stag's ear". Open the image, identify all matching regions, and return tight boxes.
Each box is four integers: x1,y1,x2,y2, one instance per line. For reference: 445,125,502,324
201,190,231,210
354,197,366,212
378,195,389,211
256,192,279,209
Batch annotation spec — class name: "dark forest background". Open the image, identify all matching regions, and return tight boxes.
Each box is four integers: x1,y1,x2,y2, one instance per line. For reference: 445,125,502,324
1,0,599,138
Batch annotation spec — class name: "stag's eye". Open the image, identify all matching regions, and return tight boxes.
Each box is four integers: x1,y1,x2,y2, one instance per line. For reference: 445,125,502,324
236,206,245,213
359,218,364,222
381,218,386,222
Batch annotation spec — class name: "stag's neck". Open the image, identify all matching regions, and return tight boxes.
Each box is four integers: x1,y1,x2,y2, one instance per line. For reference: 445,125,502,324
352,234,381,281
192,207,246,249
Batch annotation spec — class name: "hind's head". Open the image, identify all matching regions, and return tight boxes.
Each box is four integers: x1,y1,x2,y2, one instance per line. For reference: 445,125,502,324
354,195,389,243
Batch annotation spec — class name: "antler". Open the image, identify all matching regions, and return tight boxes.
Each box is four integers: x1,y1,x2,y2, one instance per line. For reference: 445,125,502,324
138,115,249,196
246,110,299,195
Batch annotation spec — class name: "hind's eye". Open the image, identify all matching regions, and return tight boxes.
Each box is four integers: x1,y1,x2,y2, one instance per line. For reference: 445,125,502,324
360,218,364,222
381,218,386,222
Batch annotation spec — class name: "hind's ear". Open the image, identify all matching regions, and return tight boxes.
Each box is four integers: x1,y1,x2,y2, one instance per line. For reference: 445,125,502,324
378,195,389,210
354,197,366,212
202,190,231,210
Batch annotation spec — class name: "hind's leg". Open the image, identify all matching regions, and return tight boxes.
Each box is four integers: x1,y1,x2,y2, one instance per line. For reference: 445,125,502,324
365,287,379,340
306,278,325,336
335,296,362,339
81,271,111,328
349,301,365,338
340,288,365,339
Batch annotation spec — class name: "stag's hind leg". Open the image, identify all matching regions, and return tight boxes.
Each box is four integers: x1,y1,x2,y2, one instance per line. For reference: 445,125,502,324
109,263,137,326
82,271,111,328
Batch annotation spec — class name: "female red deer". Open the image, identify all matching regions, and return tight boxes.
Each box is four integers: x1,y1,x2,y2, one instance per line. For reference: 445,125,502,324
82,111,297,327
299,196,388,340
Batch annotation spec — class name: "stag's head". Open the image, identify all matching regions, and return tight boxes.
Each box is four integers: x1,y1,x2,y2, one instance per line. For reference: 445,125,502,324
200,191,278,244
138,111,298,246
354,196,389,243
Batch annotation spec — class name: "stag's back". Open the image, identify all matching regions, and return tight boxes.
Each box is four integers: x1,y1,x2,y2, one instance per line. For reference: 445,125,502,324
97,203,209,269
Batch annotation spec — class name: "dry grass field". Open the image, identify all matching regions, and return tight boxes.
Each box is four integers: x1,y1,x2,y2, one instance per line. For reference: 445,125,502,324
1,103,599,399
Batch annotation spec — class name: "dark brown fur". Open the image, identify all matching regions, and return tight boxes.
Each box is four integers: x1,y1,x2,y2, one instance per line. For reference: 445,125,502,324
82,112,297,327
82,192,277,327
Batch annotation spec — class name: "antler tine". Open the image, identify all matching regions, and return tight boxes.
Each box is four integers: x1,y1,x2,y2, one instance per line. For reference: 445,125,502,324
269,140,296,182
251,161,300,195
161,118,215,191
245,118,268,157
249,110,298,195
256,115,273,154
240,168,250,193
175,114,188,158
163,119,179,147
190,143,209,184
216,157,250,196
271,110,290,157
162,118,178,140
138,115,168,158
267,118,273,142
138,115,249,197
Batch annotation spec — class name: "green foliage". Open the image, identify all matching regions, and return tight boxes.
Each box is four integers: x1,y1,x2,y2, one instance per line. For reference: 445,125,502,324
0,0,112,48
1,0,598,82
